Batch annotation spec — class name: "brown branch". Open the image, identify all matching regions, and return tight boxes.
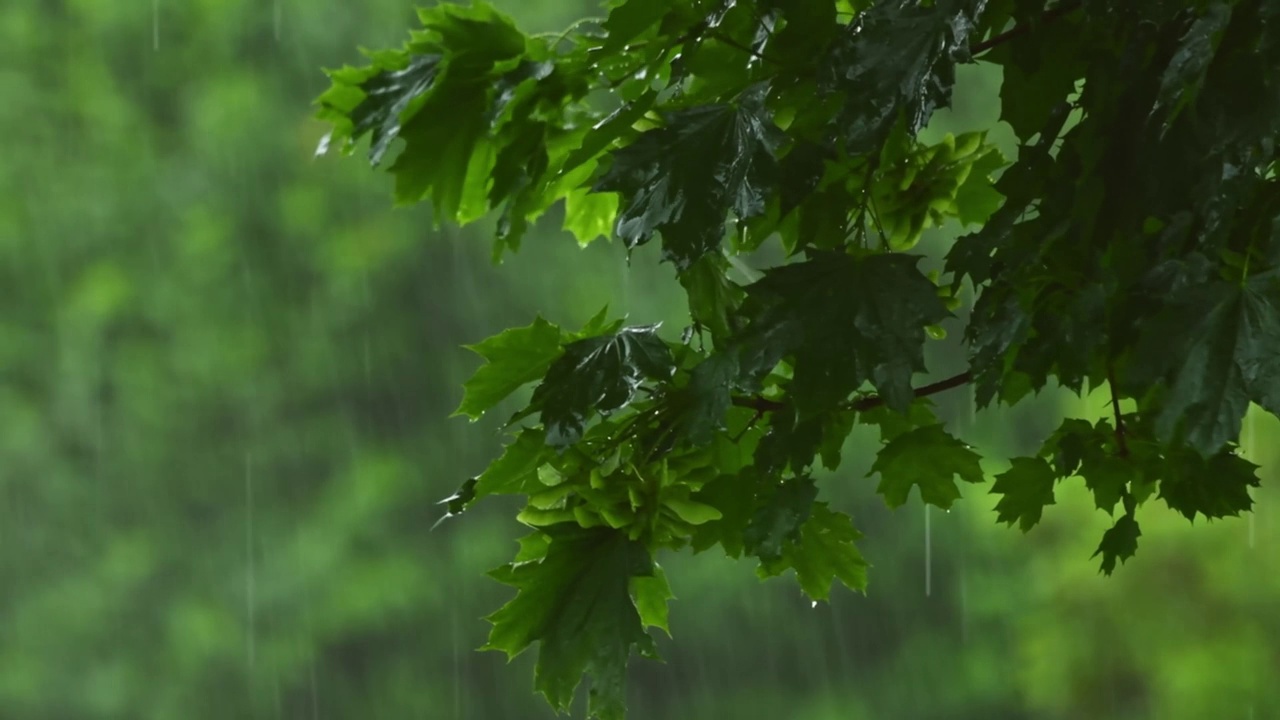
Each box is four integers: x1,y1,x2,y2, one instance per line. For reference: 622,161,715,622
732,370,973,415
968,0,1085,56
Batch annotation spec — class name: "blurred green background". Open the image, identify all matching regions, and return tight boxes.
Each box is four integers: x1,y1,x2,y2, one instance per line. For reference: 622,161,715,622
2,1,1277,718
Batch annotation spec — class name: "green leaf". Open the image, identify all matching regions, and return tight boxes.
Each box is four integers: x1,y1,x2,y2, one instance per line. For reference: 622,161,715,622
742,476,818,561
564,183,619,247
531,325,675,447
593,90,782,270
386,4,528,217
679,253,744,340
1092,511,1141,576
952,146,1007,227
1135,276,1280,455
689,468,764,557
759,504,868,600
737,252,951,416
601,0,675,51
1157,447,1259,522
484,524,657,720
869,424,985,509
341,54,443,166
433,477,478,528
822,0,987,153
989,457,1057,532
456,316,564,419
988,14,1086,142
666,352,741,447
475,428,553,498
630,563,675,636
1077,455,1136,516
1150,2,1232,132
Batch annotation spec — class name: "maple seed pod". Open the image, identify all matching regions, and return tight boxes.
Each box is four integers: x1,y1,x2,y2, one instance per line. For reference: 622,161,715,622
952,132,983,158
599,506,635,529
572,505,604,528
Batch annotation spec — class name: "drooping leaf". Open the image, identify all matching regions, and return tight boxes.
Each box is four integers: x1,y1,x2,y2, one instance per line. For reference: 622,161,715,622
630,563,675,636
531,325,676,447
869,424,985,509
742,475,818,561
474,427,553,498
1134,275,1280,455
593,90,782,270
758,503,868,600
484,524,657,720
1093,511,1141,576
736,252,951,416
989,456,1057,531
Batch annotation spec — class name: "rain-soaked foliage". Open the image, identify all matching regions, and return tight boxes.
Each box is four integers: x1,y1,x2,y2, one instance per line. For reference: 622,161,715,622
316,0,1280,717
6,0,1280,719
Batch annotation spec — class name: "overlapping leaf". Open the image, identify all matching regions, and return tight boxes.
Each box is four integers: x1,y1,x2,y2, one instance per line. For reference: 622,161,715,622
735,252,951,416
485,524,659,720
531,325,675,447
593,90,782,270
1133,274,1280,455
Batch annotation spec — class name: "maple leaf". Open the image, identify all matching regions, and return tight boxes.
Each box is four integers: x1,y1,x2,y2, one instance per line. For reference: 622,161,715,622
455,316,564,419
869,424,985,509
531,325,675,447
1134,275,1280,455
1093,512,1141,576
484,524,659,720
758,504,868,600
822,0,988,153
736,252,951,416
989,457,1057,531
593,88,782,270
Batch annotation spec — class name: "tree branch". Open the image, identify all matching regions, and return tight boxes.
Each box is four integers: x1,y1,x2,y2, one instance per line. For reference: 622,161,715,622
969,0,1085,56
732,370,973,415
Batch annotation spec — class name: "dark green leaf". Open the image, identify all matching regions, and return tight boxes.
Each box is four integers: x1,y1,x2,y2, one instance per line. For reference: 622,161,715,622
743,476,818,561
989,457,1057,531
484,524,657,720
1092,512,1141,576
594,91,782,269
758,504,868,600
532,325,675,447
870,424,985,509
737,252,951,416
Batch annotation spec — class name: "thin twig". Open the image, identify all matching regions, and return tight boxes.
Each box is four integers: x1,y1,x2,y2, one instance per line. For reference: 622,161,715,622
1107,360,1129,458
969,0,1085,56
732,370,973,415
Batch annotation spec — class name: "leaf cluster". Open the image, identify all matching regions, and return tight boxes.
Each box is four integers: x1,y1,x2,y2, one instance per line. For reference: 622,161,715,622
318,0,1280,716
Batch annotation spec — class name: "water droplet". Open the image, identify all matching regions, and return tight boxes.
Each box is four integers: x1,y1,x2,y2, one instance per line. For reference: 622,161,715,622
314,132,332,158
811,601,817,609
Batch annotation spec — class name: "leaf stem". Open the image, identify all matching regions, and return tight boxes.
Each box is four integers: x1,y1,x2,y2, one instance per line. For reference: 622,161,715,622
1107,360,1129,458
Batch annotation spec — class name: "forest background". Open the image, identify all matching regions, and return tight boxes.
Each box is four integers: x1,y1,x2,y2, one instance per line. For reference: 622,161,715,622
2,0,1277,718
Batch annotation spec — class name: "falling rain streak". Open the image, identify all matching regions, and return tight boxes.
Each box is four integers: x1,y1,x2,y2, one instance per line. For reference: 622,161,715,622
245,452,256,669
151,0,160,50
924,504,932,597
